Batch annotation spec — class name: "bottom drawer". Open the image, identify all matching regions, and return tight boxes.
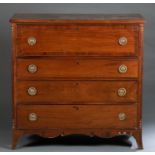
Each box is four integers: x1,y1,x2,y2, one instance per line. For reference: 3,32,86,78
17,105,137,129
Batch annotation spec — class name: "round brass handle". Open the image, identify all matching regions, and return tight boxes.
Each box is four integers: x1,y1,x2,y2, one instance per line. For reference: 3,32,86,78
29,113,37,121
27,37,36,46
118,88,126,97
118,37,128,46
27,87,37,96
118,64,127,73
118,113,126,121
28,64,37,73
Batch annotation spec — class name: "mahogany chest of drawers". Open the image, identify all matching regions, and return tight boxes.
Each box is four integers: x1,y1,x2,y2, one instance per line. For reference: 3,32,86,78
10,14,144,149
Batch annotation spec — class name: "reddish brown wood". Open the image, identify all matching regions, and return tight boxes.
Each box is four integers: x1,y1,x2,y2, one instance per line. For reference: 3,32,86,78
10,14,144,149
12,128,141,149
16,25,138,56
132,129,143,149
16,81,137,104
16,58,138,79
11,23,18,150
17,104,137,129
12,129,23,149
10,13,144,24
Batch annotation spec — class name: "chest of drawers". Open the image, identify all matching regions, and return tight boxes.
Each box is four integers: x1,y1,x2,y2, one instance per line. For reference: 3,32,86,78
10,14,144,149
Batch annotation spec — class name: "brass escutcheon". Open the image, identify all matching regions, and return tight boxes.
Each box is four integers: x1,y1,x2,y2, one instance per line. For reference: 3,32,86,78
29,113,37,121
28,64,37,73
118,88,126,97
118,113,126,121
27,37,36,46
118,64,127,73
118,37,128,46
27,87,37,96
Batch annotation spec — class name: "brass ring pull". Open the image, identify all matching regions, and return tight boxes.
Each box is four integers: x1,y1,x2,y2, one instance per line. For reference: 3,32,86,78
118,88,126,97
118,64,127,73
27,87,37,96
27,37,36,46
118,37,128,46
28,64,37,73
29,113,37,121
118,113,126,121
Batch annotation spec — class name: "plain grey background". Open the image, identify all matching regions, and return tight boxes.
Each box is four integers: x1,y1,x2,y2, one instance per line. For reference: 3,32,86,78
0,3,155,152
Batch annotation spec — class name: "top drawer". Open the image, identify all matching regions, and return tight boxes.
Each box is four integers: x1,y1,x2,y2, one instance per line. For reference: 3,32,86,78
16,25,138,56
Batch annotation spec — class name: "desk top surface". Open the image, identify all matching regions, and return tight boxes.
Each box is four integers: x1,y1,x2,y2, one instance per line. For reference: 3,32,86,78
10,13,144,24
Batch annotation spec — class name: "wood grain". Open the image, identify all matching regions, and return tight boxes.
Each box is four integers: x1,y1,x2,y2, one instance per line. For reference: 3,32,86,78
10,13,144,149
16,81,138,104
10,13,144,24
16,25,137,56
16,58,138,79
17,104,137,129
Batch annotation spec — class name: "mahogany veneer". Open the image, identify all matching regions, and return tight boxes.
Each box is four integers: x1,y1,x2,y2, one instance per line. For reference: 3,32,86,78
16,58,138,79
17,105,137,129
10,14,144,149
16,81,137,103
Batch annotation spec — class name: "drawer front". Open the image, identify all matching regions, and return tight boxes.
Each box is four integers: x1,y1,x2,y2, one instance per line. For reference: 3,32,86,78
17,25,138,56
17,104,137,129
17,58,138,79
16,81,137,104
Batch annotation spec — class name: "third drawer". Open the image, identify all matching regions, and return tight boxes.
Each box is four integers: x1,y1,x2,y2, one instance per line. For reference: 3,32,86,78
16,80,138,104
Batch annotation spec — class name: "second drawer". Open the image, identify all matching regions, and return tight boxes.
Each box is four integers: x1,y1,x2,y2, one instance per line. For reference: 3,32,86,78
16,81,137,104
16,58,138,79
